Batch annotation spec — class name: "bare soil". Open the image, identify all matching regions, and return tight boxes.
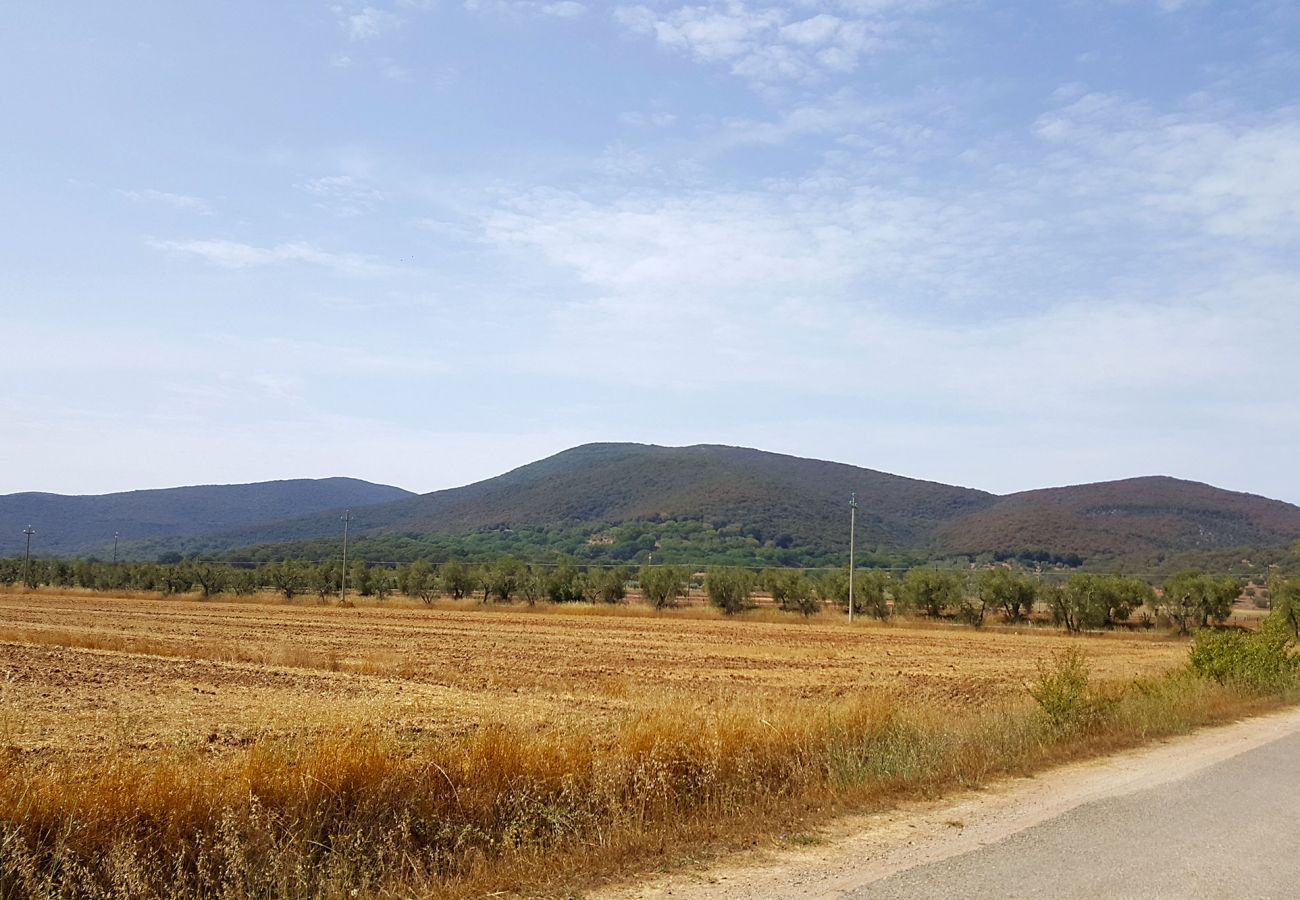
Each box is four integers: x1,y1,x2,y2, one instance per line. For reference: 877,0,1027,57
0,589,1186,754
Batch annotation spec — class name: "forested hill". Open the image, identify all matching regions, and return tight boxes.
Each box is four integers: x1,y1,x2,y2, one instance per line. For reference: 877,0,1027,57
374,442,997,548
933,476,1300,561
0,478,413,557
11,445,1300,567
108,443,999,563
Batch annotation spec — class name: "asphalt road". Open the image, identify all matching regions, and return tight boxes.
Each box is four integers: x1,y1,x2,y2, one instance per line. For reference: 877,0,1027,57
849,729,1300,900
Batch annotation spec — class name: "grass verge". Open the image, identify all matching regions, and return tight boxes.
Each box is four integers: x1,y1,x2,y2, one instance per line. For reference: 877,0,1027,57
2,647,1295,899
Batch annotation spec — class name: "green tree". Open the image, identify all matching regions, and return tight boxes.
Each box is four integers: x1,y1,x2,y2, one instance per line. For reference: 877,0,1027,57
706,567,754,615
440,560,474,600
229,568,260,596
546,561,586,603
487,557,526,602
191,563,227,600
349,560,373,597
897,569,963,619
1161,570,1239,634
856,569,894,620
158,564,193,596
1051,574,1153,632
519,567,546,606
591,567,628,603
309,561,339,601
639,565,687,609
266,560,306,600
978,568,1039,623
1269,576,1300,639
402,560,439,604
371,567,393,601
764,568,820,616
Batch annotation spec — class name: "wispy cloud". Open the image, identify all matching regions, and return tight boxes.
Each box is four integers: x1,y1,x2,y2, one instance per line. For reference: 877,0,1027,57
613,1,935,84
297,174,388,216
149,238,394,276
1034,92,1300,244
117,188,213,215
336,4,404,40
465,0,587,18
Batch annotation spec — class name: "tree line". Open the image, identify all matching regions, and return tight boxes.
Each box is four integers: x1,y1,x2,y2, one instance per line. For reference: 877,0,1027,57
4,555,1294,635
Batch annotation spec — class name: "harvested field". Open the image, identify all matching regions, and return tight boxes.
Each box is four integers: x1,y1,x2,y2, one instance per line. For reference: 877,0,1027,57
0,589,1185,754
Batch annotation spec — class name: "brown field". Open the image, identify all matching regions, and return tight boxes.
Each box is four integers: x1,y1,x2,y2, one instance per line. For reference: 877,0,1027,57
0,588,1185,755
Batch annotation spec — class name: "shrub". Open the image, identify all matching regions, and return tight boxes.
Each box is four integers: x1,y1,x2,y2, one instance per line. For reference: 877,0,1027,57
1026,648,1109,732
1189,622,1297,694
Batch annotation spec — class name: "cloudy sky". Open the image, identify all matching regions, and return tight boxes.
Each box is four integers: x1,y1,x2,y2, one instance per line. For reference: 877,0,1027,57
4,1,1298,501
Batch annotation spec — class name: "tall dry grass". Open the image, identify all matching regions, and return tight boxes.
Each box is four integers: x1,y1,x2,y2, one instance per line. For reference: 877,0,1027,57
1,664,1288,899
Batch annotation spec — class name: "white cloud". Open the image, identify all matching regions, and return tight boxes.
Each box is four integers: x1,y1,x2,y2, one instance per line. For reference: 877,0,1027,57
613,1,924,84
298,174,388,216
1034,92,1300,242
619,110,679,128
466,0,587,17
149,238,393,276
338,4,403,40
541,1,586,16
117,188,213,215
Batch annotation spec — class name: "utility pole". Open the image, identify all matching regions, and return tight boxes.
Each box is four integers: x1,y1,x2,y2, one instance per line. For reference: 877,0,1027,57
23,526,35,587
339,509,352,604
113,532,119,564
848,493,857,623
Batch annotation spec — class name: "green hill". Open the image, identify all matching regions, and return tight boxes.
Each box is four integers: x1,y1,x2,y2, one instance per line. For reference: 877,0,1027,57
13,445,1300,568
933,476,1300,561
0,478,414,557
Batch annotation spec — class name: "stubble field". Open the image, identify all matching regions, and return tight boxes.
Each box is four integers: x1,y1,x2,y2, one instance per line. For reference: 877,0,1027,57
0,589,1186,755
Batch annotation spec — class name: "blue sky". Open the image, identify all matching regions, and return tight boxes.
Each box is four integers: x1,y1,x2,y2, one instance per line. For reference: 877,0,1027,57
4,0,1299,502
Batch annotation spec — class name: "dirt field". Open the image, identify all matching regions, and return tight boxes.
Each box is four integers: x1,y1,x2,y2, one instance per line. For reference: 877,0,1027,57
0,589,1187,754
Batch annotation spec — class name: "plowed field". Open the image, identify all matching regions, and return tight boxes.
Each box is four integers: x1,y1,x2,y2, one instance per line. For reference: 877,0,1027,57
0,590,1186,753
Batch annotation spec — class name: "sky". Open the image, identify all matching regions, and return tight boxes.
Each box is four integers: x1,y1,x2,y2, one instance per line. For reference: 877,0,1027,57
3,0,1299,502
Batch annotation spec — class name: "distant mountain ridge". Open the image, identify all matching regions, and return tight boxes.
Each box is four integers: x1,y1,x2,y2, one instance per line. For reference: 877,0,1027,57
0,478,414,557
6,444,1299,565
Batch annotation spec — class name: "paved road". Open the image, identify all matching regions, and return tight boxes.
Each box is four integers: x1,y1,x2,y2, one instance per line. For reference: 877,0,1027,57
850,729,1300,899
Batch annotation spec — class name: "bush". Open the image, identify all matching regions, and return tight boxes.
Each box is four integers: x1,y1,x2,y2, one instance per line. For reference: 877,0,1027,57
1026,648,1109,732
1189,623,1297,694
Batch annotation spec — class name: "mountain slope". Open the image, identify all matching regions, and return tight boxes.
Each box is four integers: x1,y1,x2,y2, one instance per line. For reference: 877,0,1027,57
371,443,998,547
0,478,414,557
933,476,1300,559
121,443,998,560
11,445,1300,566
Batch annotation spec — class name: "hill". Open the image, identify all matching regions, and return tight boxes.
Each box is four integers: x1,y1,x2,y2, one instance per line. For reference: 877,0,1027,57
932,476,1300,561
111,443,998,565
0,478,414,557
210,447,1300,567
10,445,1300,568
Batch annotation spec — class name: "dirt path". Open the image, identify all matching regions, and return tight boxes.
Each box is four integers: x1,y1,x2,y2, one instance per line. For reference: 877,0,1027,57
596,706,1300,899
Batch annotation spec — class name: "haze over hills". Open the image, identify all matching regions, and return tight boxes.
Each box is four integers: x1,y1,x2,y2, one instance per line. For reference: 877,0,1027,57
6,444,1300,567
0,478,413,557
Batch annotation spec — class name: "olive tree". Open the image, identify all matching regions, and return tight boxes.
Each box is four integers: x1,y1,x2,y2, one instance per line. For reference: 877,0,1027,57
639,565,687,609
706,567,754,615
977,568,1039,623
1161,571,1239,634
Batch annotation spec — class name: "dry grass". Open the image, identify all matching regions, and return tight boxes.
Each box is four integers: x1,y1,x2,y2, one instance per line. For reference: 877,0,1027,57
1,675,1285,898
0,588,1279,898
